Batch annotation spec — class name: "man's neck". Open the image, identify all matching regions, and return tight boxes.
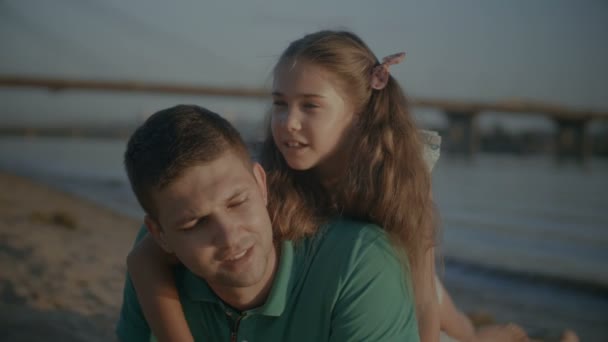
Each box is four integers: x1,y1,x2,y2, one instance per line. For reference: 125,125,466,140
213,245,280,312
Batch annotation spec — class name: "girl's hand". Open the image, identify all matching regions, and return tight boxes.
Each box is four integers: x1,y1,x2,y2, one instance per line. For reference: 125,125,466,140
127,232,194,342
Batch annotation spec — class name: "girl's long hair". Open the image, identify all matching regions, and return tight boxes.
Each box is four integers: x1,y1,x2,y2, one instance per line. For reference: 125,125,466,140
260,30,437,272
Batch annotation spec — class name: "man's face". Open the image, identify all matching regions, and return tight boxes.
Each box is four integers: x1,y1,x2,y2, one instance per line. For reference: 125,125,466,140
145,151,275,292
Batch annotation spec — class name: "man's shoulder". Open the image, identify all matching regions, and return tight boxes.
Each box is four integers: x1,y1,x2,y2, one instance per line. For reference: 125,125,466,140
298,218,401,273
322,218,392,253
293,218,418,341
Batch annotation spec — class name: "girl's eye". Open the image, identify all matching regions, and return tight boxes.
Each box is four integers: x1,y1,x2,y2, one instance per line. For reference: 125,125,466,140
303,103,319,109
272,100,287,107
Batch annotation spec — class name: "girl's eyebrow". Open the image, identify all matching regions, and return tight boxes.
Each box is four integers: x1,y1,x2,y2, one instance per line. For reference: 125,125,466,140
271,91,325,99
302,94,325,99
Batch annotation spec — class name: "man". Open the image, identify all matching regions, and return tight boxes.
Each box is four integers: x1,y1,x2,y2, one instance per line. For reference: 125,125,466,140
117,105,419,341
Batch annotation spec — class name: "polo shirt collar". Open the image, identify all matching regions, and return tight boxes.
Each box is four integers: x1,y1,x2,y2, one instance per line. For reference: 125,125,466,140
182,240,295,317
249,240,294,316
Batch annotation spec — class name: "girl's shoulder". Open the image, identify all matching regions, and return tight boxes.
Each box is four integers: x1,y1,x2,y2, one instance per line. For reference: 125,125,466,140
419,130,441,172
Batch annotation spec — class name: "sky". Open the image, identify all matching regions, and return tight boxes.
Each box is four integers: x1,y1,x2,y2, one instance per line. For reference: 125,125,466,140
0,0,607,129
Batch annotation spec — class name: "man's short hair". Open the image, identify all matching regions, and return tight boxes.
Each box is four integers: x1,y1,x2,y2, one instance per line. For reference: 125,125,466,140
124,105,251,217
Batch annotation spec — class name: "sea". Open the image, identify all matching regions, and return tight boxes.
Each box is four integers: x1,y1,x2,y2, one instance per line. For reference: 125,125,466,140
1,135,607,341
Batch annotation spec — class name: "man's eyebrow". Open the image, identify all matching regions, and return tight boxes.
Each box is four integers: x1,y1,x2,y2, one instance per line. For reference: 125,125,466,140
226,187,248,202
172,207,207,227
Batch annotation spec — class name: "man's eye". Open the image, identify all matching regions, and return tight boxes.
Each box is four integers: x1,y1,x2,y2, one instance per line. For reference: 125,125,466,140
228,198,247,209
180,218,205,231
303,103,319,109
192,217,208,228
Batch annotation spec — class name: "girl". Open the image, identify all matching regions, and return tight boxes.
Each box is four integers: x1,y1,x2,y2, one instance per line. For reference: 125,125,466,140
128,30,533,342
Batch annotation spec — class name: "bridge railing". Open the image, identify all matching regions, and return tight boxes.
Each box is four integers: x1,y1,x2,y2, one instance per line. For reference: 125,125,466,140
1,75,606,164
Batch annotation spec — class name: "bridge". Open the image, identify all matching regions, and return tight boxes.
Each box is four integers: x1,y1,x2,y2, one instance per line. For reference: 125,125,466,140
413,98,608,164
1,75,607,164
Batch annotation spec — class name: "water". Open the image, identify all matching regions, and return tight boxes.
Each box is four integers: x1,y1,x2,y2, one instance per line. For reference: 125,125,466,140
1,136,607,340
433,155,608,287
0,136,141,218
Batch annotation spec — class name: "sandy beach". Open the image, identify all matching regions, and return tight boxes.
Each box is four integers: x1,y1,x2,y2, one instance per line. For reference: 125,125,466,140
0,166,603,341
0,171,140,341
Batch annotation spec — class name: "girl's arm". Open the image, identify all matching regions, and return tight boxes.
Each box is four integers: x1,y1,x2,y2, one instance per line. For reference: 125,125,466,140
127,233,194,342
413,247,440,342
437,279,476,342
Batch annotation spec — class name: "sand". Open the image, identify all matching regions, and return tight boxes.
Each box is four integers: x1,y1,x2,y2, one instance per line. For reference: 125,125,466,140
0,170,593,342
0,171,140,341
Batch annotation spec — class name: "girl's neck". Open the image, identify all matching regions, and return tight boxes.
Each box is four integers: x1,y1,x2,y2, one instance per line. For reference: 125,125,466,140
315,162,345,191
315,136,354,190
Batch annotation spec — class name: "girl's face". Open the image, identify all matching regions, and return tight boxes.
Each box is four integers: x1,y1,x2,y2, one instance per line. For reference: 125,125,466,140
271,61,356,180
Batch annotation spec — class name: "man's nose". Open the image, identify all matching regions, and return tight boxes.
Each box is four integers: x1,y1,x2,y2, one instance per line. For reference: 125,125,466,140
213,216,241,247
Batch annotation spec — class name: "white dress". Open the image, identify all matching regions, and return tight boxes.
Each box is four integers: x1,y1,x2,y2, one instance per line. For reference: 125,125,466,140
421,131,460,342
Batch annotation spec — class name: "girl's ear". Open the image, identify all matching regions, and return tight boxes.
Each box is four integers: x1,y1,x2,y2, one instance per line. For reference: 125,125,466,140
144,215,173,254
252,162,268,206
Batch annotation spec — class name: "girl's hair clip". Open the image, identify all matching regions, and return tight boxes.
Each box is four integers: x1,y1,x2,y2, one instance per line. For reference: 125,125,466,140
370,52,406,90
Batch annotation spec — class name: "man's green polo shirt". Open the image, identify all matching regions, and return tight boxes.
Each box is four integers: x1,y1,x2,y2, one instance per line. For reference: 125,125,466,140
116,219,419,341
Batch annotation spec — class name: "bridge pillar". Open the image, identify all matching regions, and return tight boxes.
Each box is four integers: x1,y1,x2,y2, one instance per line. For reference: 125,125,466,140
554,117,591,165
445,111,480,159
24,127,37,137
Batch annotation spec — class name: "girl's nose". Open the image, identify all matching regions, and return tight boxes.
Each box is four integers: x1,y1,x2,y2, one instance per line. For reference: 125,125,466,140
285,109,301,132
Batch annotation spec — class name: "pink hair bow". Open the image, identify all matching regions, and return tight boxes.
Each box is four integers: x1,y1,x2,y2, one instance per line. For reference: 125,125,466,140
370,52,406,90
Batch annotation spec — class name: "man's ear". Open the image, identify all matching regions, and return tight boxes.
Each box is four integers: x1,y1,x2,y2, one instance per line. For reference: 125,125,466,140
252,162,268,206
144,214,173,254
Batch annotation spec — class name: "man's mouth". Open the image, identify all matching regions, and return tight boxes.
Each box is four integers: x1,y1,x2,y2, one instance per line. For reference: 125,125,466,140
226,248,248,261
222,246,253,264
